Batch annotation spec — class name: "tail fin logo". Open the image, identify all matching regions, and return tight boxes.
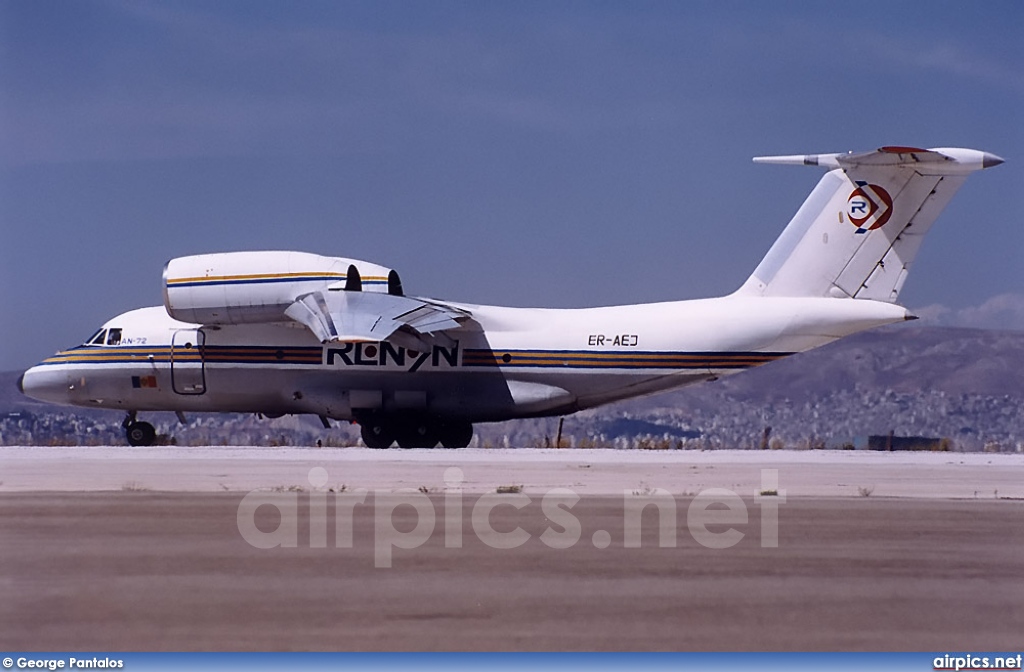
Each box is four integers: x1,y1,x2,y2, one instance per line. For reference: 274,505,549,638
847,182,893,234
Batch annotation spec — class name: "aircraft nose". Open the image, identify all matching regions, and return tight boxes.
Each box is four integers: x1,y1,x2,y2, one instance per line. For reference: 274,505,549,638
18,366,69,405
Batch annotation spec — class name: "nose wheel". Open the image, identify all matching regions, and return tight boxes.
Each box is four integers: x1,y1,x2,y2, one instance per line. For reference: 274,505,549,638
123,412,157,447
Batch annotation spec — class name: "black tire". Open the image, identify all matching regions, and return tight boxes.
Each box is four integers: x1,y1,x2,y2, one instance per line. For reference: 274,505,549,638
126,421,156,447
396,421,439,449
361,421,394,449
439,421,473,449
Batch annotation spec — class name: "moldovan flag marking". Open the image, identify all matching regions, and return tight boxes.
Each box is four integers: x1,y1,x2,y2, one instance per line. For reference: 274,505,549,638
132,375,158,389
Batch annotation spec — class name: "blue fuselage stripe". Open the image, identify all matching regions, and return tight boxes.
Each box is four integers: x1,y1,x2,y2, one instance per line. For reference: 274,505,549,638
167,277,388,288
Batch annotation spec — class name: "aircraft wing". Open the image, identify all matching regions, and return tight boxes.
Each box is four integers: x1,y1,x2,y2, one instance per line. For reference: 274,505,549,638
284,290,471,344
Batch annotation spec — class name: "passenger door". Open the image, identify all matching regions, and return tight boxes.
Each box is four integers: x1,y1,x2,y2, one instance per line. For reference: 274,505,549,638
171,328,206,395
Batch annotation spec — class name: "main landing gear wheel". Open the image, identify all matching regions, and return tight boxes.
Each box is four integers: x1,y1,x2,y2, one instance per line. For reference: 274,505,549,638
125,421,156,447
439,421,473,449
361,421,395,449
396,421,440,449
360,417,473,449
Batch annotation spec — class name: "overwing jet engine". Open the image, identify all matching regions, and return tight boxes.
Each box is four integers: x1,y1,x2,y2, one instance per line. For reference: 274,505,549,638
163,251,470,348
164,251,398,324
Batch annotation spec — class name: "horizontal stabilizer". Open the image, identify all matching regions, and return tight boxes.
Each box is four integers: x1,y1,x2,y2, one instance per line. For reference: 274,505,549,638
753,146,1003,175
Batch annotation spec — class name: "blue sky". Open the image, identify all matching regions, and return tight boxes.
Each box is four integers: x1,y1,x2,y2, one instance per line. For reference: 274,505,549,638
2,1,1022,370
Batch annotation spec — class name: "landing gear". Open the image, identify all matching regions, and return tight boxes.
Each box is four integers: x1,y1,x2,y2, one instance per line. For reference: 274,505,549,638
122,411,156,447
123,422,156,447
439,421,473,449
359,416,474,449
396,421,439,449
126,422,156,446
360,420,396,449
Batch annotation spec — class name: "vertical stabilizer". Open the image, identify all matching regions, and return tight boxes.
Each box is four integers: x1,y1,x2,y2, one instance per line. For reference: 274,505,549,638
735,146,1002,303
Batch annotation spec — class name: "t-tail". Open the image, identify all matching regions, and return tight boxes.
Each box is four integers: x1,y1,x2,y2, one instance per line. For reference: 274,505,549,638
735,146,1003,303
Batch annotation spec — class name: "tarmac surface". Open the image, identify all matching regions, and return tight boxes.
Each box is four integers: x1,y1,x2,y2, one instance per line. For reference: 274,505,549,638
3,445,1024,497
2,447,1023,651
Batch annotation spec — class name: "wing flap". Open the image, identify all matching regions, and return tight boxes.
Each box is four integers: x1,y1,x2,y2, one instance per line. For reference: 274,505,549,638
286,291,470,344
284,292,339,342
393,303,464,332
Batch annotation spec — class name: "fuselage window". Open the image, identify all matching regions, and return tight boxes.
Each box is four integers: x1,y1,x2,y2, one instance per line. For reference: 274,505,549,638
106,328,122,346
87,329,107,346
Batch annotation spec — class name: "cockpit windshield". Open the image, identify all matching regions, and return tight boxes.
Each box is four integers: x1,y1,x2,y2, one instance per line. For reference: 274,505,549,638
86,329,107,346
83,327,124,346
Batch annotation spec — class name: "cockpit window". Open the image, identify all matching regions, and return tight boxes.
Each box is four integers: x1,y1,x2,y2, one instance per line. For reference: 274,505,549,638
106,328,122,346
86,329,107,346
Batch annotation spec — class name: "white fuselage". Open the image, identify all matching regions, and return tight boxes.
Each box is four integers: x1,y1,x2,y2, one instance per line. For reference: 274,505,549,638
21,295,909,422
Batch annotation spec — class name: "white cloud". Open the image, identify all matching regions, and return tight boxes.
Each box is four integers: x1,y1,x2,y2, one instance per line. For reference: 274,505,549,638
915,293,1024,331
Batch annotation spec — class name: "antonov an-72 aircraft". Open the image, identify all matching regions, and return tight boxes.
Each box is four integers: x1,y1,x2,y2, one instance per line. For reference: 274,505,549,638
20,146,1002,447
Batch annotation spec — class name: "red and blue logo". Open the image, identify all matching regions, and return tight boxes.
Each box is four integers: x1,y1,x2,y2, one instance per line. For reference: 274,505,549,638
847,182,893,234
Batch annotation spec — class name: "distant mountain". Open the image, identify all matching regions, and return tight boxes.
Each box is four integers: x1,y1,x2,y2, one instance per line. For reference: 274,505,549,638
621,325,1024,408
572,325,1024,450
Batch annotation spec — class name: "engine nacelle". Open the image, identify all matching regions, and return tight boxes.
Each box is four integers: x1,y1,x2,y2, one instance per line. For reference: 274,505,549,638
163,251,398,325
